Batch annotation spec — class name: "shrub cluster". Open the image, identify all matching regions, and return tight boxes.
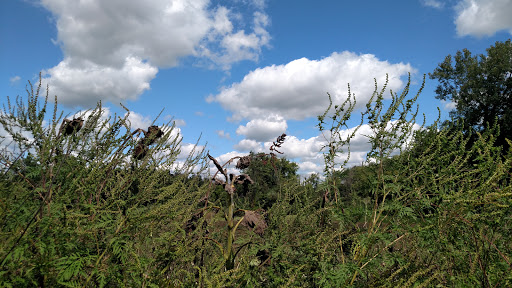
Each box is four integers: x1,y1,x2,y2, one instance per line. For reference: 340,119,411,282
0,74,510,287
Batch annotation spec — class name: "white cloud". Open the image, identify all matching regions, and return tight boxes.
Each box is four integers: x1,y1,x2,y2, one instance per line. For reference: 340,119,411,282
273,131,367,174
455,0,512,37
201,11,270,69
123,111,183,144
209,51,414,121
198,116,422,176
125,111,153,131
160,141,205,173
74,106,111,118
210,51,416,175
231,120,421,175
42,57,158,107
216,130,231,139
441,99,457,110
178,142,203,160
216,150,246,164
210,6,234,36
298,161,323,177
40,0,271,106
422,0,445,9
173,118,187,127
236,115,287,141
0,117,36,159
279,135,324,160
9,76,21,85
42,0,210,68
206,150,247,176
238,0,266,10
234,138,264,152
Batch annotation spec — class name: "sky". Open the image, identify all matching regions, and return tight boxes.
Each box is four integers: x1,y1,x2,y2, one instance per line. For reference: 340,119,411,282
1,0,512,176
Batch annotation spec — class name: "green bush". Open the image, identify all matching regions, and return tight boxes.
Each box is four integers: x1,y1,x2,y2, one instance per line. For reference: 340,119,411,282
1,74,510,287
0,76,207,287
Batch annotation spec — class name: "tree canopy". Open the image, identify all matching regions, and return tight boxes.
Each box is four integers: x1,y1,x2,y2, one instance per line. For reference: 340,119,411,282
429,39,512,147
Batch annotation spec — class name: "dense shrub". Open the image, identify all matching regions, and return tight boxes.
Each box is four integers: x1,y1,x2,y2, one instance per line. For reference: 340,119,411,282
1,75,510,287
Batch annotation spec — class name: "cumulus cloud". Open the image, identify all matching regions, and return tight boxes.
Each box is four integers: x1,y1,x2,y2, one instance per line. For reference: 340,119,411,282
216,150,246,163
207,51,416,175
236,115,287,141
206,117,421,176
39,0,271,106
216,130,231,139
234,138,264,152
42,57,158,107
455,0,512,37
298,161,323,177
0,118,36,159
159,141,205,173
122,111,183,144
177,142,204,160
203,11,270,68
278,135,324,160
206,150,247,176
208,51,414,121
273,132,366,174
125,111,153,130
252,120,420,175
441,99,457,110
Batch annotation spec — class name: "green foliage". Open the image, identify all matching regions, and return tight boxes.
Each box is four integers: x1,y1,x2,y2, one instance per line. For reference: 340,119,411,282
313,73,511,287
401,121,512,287
429,39,512,148
1,72,511,287
238,152,299,209
0,76,207,286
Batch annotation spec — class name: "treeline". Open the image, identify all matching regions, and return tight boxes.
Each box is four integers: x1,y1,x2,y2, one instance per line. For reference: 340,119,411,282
0,41,511,287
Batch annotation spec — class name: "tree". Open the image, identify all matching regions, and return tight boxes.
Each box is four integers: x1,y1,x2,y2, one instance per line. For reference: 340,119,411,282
238,152,299,209
429,39,512,148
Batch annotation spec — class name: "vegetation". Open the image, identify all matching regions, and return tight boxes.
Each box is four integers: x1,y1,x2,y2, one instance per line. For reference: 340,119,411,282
1,42,511,287
430,39,512,148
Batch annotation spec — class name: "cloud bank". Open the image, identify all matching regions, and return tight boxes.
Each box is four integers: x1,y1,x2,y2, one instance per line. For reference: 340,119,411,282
40,0,270,107
209,51,414,122
222,121,421,176
208,51,415,155
236,115,287,142
455,0,512,37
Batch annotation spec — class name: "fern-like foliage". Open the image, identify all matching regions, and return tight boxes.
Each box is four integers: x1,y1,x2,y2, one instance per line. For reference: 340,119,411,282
1,74,510,287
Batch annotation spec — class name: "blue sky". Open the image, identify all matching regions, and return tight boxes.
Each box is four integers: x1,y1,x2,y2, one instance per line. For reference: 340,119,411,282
1,0,512,175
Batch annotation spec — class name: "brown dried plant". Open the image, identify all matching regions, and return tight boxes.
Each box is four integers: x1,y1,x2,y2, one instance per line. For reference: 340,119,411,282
205,133,286,271
269,133,286,156
58,117,84,137
132,125,164,160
